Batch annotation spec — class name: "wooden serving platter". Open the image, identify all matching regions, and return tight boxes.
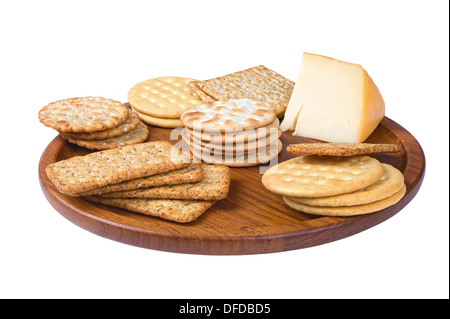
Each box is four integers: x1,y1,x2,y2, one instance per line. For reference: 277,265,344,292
38,116,425,255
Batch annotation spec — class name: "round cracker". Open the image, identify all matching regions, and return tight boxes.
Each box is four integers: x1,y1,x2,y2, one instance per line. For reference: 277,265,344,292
180,98,276,131
192,140,282,167
187,118,280,143
128,77,203,119
61,108,141,140
285,163,404,207
262,155,384,198
286,142,402,156
62,122,149,150
39,96,129,133
182,126,281,154
283,184,406,216
133,107,182,128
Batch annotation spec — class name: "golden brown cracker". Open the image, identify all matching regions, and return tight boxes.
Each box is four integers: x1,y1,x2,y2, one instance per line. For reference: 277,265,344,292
78,163,204,196
283,184,406,216
39,96,129,133
285,163,404,207
286,142,401,156
191,65,294,116
98,164,231,200
45,141,190,195
128,77,203,119
61,121,149,150
60,109,141,140
85,196,216,223
261,155,384,197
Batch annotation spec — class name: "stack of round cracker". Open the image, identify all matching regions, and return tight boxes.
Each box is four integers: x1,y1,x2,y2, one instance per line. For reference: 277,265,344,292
127,77,204,128
262,143,405,216
38,96,149,150
180,98,282,167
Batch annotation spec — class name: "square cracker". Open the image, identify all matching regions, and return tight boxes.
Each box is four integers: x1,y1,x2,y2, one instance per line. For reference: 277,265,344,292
46,141,189,195
286,143,402,156
98,164,231,200
189,65,294,116
84,196,216,223
78,163,204,196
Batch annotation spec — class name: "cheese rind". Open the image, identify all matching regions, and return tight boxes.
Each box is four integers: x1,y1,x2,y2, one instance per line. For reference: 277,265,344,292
280,53,385,143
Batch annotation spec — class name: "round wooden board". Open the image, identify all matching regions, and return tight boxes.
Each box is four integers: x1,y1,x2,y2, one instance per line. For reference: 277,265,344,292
38,117,425,255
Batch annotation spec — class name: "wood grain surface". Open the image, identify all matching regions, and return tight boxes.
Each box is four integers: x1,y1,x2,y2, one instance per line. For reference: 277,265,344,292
38,117,425,255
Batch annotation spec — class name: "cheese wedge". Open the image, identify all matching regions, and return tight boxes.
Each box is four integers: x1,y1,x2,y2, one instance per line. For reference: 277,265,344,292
280,53,385,143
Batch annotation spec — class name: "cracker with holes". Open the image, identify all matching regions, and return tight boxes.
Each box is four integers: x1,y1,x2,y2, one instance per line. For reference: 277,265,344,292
282,184,406,217
189,65,295,116
187,118,281,144
128,77,204,120
286,142,402,156
261,155,384,198
38,96,129,133
284,163,404,207
180,98,281,167
180,98,276,131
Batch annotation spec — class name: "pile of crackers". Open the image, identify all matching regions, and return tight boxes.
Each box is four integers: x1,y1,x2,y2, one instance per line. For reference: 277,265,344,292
262,143,405,216
126,65,294,129
128,77,205,128
179,98,282,167
189,65,294,118
38,96,149,150
45,141,231,223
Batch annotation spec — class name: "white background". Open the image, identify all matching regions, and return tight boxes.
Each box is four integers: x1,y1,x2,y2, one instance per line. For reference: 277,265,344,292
1,0,448,299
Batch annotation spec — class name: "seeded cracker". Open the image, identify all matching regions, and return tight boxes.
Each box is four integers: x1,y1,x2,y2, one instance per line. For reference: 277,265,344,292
61,122,149,150
286,142,402,156
60,108,141,140
45,141,189,195
98,164,231,200
189,65,295,116
78,164,204,196
38,96,129,133
84,196,216,223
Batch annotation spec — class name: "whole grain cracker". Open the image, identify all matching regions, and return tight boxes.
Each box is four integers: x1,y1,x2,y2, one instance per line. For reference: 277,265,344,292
61,121,149,150
78,163,204,196
188,82,216,102
285,163,404,207
98,164,231,200
283,184,406,216
189,65,295,116
286,142,402,156
261,155,384,198
180,98,276,131
84,196,216,223
60,108,141,140
128,77,204,119
38,96,129,133
45,141,190,195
